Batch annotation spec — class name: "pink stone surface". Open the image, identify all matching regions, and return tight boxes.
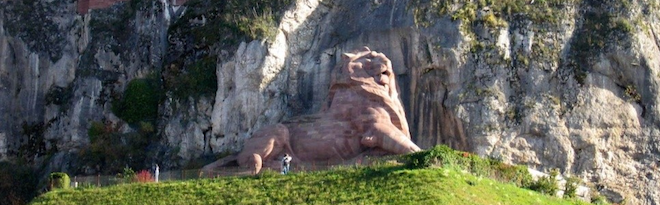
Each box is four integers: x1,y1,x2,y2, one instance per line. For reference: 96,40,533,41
203,47,421,174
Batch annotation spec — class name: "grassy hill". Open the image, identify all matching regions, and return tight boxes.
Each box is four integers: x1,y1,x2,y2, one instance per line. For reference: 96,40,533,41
31,146,592,205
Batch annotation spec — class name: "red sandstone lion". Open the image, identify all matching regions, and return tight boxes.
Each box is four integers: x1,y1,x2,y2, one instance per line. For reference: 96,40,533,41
203,47,421,174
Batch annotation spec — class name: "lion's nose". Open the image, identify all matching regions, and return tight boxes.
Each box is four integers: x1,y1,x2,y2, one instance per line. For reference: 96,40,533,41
376,75,388,86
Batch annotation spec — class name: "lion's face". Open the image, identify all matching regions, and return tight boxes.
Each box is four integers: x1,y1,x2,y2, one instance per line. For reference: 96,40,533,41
339,47,396,96
330,47,411,139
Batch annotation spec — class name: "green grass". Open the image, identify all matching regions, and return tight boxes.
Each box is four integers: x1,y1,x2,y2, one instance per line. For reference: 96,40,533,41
32,165,587,205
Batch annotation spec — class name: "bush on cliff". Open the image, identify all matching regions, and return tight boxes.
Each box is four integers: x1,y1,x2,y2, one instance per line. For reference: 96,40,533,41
112,76,162,125
48,172,71,190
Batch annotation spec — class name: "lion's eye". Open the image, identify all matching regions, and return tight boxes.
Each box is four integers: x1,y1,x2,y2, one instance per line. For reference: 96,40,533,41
381,71,389,76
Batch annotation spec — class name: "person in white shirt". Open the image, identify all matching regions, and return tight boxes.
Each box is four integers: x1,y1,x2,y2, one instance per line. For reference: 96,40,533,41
154,164,159,182
281,154,292,174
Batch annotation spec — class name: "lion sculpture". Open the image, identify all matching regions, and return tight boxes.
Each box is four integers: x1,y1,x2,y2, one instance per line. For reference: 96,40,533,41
203,47,421,174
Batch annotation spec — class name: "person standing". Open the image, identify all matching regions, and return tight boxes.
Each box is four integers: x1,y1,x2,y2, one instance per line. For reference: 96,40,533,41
154,164,160,183
281,154,292,174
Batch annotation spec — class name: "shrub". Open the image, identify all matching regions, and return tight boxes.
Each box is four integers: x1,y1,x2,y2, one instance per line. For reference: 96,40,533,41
112,77,162,124
226,0,291,41
49,172,71,190
87,121,107,142
117,167,137,184
591,191,610,205
235,9,279,41
466,154,491,176
136,170,154,183
481,13,507,28
404,148,436,169
624,85,642,103
528,169,559,196
492,163,533,188
404,145,536,191
405,145,495,173
405,145,462,169
563,176,581,198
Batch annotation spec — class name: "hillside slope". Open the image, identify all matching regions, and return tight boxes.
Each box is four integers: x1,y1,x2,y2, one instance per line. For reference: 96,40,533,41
31,165,587,205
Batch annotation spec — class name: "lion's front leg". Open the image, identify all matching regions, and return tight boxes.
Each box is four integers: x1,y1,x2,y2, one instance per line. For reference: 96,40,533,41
237,124,293,174
361,122,421,154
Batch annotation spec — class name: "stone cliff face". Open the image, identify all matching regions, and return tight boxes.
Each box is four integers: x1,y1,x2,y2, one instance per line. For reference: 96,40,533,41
1,0,87,162
0,0,171,171
1,0,659,204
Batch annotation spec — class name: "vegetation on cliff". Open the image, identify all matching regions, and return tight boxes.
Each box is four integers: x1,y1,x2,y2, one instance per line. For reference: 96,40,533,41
407,0,646,136
164,0,292,100
409,0,574,27
409,0,636,80
81,120,157,174
112,76,163,124
567,0,635,85
3,0,69,61
170,0,292,45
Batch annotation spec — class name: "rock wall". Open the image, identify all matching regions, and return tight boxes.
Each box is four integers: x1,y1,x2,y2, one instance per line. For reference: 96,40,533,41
1,0,85,161
77,0,189,14
199,0,660,203
0,0,659,204
0,0,172,172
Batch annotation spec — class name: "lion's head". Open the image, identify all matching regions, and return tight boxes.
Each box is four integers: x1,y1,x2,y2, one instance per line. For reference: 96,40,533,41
327,47,411,139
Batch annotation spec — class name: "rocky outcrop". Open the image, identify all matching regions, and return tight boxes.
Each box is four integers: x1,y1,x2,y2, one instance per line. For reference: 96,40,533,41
1,0,660,204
